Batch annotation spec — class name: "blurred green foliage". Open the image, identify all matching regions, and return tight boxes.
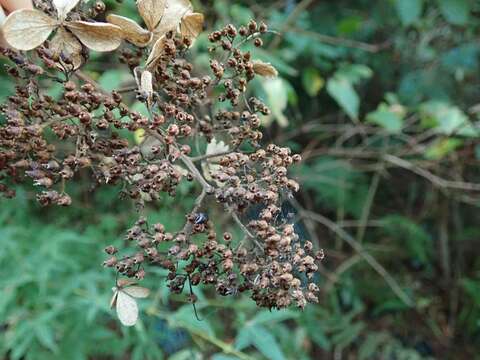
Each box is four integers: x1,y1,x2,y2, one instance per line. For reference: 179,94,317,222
1,0,480,358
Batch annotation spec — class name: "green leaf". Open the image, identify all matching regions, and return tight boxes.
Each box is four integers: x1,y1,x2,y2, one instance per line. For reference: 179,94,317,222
336,64,373,84
381,215,432,264
169,305,214,337
251,309,299,325
34,323,58,353
327,76,359,120
260,77,290,127
302,67,324,97
420,101,478,137
425,138,463,160
235,326,253,350
394,0,423,26
359,332,390,360
366,104,404,133
298,157,369,218
212,355,240,360
250,325,286,360
475,144,480,160
331,322,365,349
98,70,126,92
438,0,470,25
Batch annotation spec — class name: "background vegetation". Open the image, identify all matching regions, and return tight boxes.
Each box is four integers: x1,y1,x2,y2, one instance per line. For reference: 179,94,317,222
1,0,480,358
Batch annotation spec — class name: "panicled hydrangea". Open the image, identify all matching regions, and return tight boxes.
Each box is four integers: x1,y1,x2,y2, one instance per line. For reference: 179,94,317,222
0,0,324,324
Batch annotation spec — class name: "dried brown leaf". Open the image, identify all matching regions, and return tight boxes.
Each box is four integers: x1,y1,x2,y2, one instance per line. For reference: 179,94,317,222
66,21,123,52
137,0,165,32
180,12,203,42
53,0,80,20
50,27,83,69
152,0,192,40
252,60,278,78
106,14,152,47
145,34,166,68
2,9,58,50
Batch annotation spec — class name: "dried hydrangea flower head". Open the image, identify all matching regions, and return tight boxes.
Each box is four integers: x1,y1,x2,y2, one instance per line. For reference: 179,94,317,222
0,0,324,324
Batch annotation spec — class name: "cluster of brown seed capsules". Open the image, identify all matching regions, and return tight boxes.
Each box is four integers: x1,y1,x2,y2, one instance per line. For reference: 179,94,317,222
0,15,324,310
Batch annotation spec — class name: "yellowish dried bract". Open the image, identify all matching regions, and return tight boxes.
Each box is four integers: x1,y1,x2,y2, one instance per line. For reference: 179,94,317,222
252,60,278,78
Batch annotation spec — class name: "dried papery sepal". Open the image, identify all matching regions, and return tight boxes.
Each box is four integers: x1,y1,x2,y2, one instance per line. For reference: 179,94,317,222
145,34,167,68
49,27,83,69
152,0,192,41
2,9,58,50
2,1,123,59
136,0,166,32
106,14,152,47
65,21,123,52
53,0,81,21
180,12,204,43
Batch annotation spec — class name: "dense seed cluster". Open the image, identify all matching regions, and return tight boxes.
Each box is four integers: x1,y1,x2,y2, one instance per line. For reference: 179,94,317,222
0,1,323,310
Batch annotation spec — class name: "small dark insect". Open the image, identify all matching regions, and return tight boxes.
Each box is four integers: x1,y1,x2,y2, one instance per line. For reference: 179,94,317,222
194,212,209,225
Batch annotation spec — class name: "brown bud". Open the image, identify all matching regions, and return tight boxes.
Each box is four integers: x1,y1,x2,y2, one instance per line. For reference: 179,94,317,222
103,256,117,267
104,245,118,255
135,269,146,280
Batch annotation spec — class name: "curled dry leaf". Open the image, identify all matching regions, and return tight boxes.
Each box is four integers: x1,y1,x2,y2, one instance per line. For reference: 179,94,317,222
180,12,204,43
140,70,154,106
106,14,152,47
50,27,83,69
66,21,123,52
137,0,166,32
152,0,193,40
2,9,58,50
146,35,167,68
252,60,278,78
202,138,230,185
140,70,153,96
53,0,80,20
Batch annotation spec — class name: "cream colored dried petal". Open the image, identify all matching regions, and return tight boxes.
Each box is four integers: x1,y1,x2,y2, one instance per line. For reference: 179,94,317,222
145,34,166,68
53,0,80,20
2,9,58,50
116,291,138,326
106,14,152,47
152,0,192,40
0,6,6,25
122,285,150,298
180,12,203,42
137,0,166,32
117,279,138,287
252,60,278,78
50,27,83,69
66,21,123,52
109,291,118,308
202,138,230,186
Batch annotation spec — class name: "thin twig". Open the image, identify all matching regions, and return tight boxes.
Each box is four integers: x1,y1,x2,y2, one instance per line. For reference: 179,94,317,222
190,150,234,162
289,28,391,53
356,168,381,243
230,210,264,251
291,199,414,307
269,0,316,49
383,154,480,192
